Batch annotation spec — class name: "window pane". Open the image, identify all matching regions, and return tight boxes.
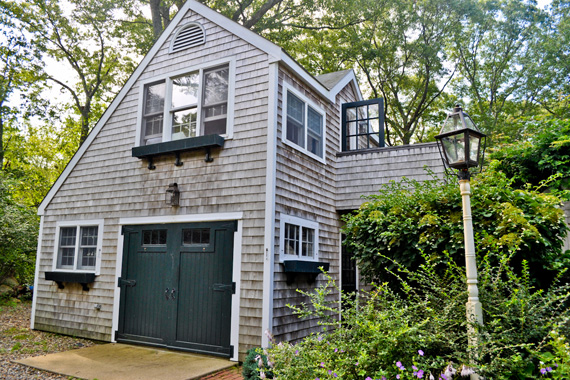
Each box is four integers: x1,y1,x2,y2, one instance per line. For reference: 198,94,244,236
286,92,305,147
369,103,379,119
80,226,98,246
144,83,165,114
307,107,323,157
79,247,96,269
203,67,229,105
172,108,197,140
172,73,199,108
346,107,356,121
182,228,210,246
284,223,300,256
302,228,315,257
57,227,77,269
78,226,98,270
142,230,167,245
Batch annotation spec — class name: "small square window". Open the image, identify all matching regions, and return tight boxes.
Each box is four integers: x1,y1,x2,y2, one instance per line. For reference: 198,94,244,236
55,222,103,273
280,215,319,262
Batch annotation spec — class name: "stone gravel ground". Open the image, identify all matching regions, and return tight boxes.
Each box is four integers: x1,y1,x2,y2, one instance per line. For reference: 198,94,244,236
0,299,244,380
0,299,97,380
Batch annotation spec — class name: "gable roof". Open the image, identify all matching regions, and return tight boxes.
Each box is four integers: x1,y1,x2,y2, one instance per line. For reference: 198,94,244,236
38,0,363,215
316,69,363,101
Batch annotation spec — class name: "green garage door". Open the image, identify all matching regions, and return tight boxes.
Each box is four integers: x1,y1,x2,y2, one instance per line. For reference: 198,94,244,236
117,221,236,357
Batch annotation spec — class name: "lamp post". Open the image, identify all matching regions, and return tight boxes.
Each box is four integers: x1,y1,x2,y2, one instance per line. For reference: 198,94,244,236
435,105,486,375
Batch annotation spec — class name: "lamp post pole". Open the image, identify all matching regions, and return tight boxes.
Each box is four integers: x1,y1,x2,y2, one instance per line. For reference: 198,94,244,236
459,175,483,325
459,175,483,380
435,105,486,379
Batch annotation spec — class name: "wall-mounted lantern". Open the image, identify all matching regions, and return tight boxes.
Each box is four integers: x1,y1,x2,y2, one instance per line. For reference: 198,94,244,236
166,183,180,206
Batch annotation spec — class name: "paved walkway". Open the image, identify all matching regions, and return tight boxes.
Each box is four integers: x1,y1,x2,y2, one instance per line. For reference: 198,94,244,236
15,343,238,380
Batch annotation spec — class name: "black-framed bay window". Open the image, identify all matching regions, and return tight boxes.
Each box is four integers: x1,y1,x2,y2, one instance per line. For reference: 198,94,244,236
341,98,385,151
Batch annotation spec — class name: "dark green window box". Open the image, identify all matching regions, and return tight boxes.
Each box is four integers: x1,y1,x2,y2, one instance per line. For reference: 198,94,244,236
45,271,96,291
283,260,330,285
132,134,225,169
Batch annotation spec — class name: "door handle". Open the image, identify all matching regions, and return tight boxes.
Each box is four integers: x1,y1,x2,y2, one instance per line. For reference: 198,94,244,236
171,288,176,300
165,287,170,300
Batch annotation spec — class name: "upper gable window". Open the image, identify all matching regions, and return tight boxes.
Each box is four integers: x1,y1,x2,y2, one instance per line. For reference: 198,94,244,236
170,23,206,53
283,86,326,162
141,65,229,146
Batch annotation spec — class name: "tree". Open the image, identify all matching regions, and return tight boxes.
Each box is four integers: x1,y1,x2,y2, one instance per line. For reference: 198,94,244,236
451,0,546,136
0,3,41,169
0,172,39,285
270,0,471,145
5,0,137,145
523,0,570,119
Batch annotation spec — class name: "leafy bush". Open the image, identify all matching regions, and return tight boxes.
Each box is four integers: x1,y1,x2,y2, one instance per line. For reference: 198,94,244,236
342,167,569,289
263,250,570,379
0,173,39,285
491,119,570,192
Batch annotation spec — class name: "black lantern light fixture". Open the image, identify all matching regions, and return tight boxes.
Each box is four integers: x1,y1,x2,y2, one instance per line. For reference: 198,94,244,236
166,183,180,206
435,105,486,180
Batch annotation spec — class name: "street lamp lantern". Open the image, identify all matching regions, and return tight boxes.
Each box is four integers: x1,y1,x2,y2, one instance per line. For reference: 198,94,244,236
435,105,486,179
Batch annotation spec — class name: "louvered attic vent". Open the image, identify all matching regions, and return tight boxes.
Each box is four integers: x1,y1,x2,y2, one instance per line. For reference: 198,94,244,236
170,23,205,53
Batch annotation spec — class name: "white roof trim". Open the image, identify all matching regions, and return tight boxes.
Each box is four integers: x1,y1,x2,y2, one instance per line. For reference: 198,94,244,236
38,0,363,215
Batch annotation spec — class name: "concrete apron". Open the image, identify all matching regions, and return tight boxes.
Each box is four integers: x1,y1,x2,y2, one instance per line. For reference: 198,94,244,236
14,343,236,380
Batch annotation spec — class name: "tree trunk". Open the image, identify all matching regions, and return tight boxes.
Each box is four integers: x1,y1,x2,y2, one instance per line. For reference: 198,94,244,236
149,0,164,39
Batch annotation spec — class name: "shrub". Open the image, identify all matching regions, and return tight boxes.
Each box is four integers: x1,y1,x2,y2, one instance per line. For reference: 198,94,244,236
342,167,569,290
243,347,273,380
491,118,570,192
263,250,570,379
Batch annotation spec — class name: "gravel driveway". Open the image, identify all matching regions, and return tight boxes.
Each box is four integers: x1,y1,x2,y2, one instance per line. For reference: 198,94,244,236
0,299,97,380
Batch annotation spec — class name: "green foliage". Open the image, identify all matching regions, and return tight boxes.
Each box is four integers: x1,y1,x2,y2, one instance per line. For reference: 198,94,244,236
243,347,273,380
491,119,570,192
534,329,570,379
342,168,569,289
264,250,570,379
0,172,39,284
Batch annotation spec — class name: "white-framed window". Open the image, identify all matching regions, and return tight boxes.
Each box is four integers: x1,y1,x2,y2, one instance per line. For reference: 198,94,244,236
283,84,326,162
53,220,104,274
279,215,319,262
137,60,235,146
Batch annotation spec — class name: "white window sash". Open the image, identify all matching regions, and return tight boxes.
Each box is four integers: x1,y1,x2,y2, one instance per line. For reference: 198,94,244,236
52,220,104,275
279,214,319,262
282,84,326,163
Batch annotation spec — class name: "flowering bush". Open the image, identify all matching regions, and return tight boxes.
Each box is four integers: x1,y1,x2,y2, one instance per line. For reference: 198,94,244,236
260,250,570,379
